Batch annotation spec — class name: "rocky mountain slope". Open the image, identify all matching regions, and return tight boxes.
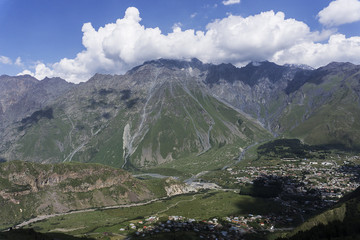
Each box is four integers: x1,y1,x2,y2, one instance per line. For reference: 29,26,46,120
0,75,38,116
0,75,74,131
1,59,360,172
0,161,156,227
206,61,360,150
0,59,270,174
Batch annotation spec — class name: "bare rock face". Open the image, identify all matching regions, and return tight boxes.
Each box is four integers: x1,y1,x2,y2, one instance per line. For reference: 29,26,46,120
0,59,270,170
0,161,135,195
204,61,300,133
0,75,38,114
4,77,75,124
2,59,360,169
0,161,155,226
0,75,75,150
0,75,74,125
164,178,197,196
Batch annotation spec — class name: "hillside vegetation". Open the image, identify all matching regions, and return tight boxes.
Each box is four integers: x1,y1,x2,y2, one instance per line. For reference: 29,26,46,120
0,161,159,229
277,187,360,240
1,60,360,175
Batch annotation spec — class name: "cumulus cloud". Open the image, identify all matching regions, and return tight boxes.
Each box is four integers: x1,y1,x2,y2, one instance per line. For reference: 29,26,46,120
172,22,183,31
222,0,241,5
203,11,318,64
21,8,319,83
33,63,55,80
17,69,34,77
18,63,55,79
318,0,360,26
272,34,360,67
0,55,11,64
20,7,360,83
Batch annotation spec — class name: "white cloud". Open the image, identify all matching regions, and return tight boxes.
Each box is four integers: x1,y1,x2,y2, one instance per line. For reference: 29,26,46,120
19,7,360,83
318,0,360,26
33,63,55,80
172,22,183,31
272,34,360,67
0,55,23,66
202,11,316,64
19,63,55,80
222,0,241,6
190,12,197,18
14,57,22,66
0,55,11,64
17,69,34,77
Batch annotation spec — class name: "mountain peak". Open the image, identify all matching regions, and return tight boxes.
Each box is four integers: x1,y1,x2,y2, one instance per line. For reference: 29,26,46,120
42,76,72,84
128,58,208,74
321,61,357,71
144,58,205,69
205,60,288,86
283,63,314,70
0,74,39,83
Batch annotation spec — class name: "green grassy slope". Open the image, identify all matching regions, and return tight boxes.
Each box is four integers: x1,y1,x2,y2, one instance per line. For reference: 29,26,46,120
129,80,271,174
3,68,271,175
13,190,281,239
282,70,360,149
278,187,360,240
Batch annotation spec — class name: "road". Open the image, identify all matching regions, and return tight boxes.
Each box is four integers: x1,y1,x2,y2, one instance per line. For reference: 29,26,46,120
11,197,168,230
184,171,209,184
133,173,175,179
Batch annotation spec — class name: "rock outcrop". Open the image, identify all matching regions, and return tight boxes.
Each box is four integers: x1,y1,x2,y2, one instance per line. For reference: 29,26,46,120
0,161,154,226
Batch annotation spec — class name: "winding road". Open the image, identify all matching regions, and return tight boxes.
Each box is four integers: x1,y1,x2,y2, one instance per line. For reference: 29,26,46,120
11,197,168,230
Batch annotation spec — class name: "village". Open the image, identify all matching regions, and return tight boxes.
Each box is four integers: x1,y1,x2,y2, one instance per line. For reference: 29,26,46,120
228,157,360,197
116,214,276,239
105,156,360,239
6,152,360,239
221,155,360,218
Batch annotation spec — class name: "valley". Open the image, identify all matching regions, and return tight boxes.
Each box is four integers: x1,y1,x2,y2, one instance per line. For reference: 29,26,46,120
2,0,360,238
1,138,359,240
3,190,283,240
1,59,360,239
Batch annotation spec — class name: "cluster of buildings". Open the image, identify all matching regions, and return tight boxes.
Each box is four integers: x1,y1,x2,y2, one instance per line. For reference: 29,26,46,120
124,215,277,239
111,156,360,239
224,157,360,218
229,159,359,197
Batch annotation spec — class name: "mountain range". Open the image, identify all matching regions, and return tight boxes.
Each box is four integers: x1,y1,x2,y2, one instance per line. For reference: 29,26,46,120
1,59,360,174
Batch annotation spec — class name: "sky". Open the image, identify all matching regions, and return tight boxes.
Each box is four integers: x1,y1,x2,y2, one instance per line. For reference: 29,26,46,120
1,0,360,83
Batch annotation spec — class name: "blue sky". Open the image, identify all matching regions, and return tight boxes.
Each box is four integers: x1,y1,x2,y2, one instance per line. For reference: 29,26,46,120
1,0,360,82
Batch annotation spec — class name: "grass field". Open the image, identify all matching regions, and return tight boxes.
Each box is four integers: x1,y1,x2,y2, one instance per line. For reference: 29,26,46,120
22,190,281,239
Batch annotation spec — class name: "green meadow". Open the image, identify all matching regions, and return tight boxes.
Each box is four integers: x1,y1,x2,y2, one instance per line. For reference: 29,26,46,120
21,190,281,239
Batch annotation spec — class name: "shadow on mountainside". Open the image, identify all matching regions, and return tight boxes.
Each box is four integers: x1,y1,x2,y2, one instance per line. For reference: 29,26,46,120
276,186,360,240
237,173,360,239
239,174,322,202
0,228,95,240
237,175,330,225
337,164,360,183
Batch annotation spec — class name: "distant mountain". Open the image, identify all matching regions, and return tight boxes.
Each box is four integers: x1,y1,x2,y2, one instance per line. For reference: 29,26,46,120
0,75,74,130
0,75,38,122
204,60,360,149
1,59,360,173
